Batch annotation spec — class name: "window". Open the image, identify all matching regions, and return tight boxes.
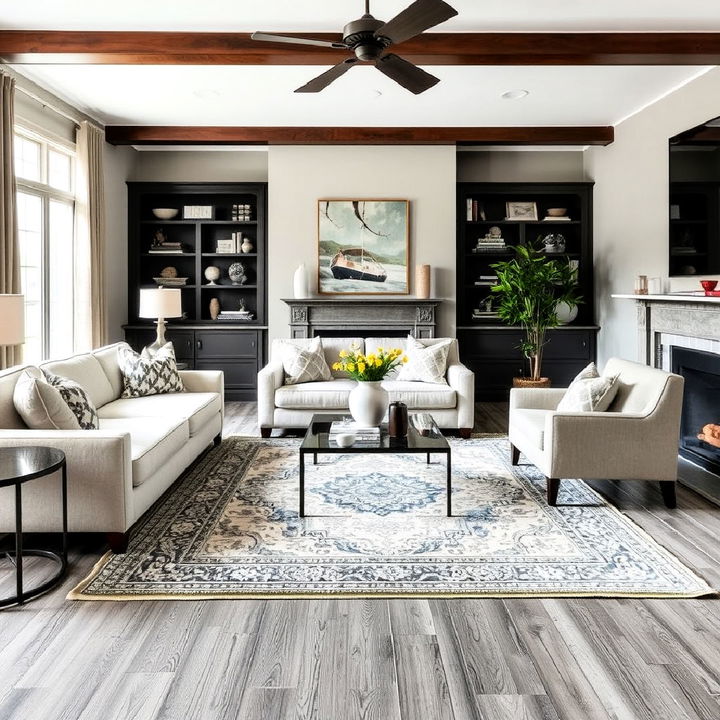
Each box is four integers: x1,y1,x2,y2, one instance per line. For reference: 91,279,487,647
14,128,76,362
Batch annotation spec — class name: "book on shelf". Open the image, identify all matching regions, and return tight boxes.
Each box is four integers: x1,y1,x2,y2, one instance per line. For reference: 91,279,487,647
149,248,183,254
474,281,497,286
542,216,571,221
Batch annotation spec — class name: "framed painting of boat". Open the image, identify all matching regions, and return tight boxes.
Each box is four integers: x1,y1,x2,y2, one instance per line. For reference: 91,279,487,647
318,199,409,295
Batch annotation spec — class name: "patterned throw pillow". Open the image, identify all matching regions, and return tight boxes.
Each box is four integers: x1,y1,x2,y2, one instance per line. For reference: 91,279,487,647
397,336,452,384
556,362,620,413
13,368,82,430
117,342,185,399
278,337,332,385
43,370,99,429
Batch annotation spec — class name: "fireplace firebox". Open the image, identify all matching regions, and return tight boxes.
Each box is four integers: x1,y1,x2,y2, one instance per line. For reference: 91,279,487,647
671,346,720,476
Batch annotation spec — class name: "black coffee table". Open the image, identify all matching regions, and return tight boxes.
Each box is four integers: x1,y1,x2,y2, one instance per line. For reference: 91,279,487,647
0,446,68,609
299,413,452,518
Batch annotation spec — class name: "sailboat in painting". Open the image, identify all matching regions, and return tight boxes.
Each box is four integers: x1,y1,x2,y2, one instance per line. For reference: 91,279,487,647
330,248,387,283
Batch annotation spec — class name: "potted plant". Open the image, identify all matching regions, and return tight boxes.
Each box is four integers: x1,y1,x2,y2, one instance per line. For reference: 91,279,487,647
333,345,407,426
490,240,582,387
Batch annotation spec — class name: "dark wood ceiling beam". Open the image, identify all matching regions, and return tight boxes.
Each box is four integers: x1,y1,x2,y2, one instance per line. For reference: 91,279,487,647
2,31,720,65
104,125,613,146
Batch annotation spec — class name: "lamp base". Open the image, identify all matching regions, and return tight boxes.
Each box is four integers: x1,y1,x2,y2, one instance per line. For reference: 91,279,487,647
143,319,169,357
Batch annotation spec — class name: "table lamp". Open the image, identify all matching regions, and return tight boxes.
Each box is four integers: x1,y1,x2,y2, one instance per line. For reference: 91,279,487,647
138,288,182,355
0,294,25,347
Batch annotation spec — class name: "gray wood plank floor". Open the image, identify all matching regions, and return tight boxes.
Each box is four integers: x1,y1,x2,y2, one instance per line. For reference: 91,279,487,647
0,401,719,720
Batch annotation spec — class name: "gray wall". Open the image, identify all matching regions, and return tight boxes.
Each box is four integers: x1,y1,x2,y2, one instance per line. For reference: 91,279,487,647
457,150,587,182
130,150,268,182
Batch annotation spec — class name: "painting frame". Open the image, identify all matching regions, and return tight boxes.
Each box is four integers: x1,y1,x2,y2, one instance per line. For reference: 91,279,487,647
505,201,538,221
317,199,410,296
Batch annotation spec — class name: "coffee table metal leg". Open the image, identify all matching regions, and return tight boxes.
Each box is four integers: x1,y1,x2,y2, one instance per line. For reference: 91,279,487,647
61,461,68,563
313,452,317,465
15,483,23,604
299,452,305,518
446,452,452,517
427,453,430,464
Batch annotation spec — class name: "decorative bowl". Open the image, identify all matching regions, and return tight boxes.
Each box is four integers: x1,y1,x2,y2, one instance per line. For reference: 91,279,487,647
701,280,718,293
335,433,356,448
153,277,188,287
546,208,568,217
152,208,178,219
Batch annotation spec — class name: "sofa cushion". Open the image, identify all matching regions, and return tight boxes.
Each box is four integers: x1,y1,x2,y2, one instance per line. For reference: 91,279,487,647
384,381,456,409
275,379,356,410
98,392,221,437
511,408,549,451
41,353,116,409
397,336,452,384
92,343,127,401
0,366,31,429
271,337,365,379
118,343,185,398
99,416,189,487
43,370,100,430
13,368,81,430
557,362,620,413
277,336,332,385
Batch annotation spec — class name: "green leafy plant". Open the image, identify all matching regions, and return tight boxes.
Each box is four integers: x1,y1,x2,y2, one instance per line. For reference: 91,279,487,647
491,240,582,381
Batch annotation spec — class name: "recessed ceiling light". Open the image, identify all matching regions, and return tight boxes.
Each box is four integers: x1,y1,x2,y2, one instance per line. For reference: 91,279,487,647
501,89,529,100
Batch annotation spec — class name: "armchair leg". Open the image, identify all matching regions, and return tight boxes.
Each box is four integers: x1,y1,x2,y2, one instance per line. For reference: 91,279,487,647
459,428,472,439
213,433,222,447
546,478,560,506
107,532,129,554
510,444,520,466
260,428,272,438
659,481,677,508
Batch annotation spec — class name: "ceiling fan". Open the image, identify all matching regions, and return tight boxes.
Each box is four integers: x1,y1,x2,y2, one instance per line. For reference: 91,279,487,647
251,0,458,95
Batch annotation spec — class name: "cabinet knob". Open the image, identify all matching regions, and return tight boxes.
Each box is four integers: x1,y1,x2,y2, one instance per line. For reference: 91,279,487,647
582,340,587,348
197,340,203,350
251,340,255,348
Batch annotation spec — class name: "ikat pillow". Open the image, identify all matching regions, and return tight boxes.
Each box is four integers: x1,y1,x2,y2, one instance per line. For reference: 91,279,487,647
556,362,620,413
117,342,185,398
42,370,99,430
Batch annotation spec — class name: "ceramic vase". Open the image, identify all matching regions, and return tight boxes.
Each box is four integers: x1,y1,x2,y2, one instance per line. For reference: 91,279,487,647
241,238,253,254
555,301,578,324
416,264,431,299
348,381,388,427
209,297,220,320
293,263,308,298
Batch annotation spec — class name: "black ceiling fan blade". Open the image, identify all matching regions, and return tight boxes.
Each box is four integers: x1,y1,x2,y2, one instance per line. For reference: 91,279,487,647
251,32,347,49
295,58,358,93
374,0,458,45
375,53,439,94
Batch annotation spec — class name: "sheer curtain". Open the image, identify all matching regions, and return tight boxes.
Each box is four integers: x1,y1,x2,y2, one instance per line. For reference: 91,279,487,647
0,72,21,369
74,120,106,351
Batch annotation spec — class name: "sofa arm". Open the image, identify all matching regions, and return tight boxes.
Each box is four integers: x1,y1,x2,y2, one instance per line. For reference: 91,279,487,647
544,411,678,481
180,370,224,397
257,361,284,428
447,362,475,430
510,387,567,411
0,430,133,533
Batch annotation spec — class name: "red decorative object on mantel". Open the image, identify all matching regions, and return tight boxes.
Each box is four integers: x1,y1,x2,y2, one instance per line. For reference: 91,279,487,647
700,280,718,294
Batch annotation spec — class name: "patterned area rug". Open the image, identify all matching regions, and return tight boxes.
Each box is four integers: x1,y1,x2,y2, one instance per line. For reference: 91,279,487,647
70,436,713,599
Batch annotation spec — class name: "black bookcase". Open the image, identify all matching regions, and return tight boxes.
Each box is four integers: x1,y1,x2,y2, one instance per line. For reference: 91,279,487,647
456,182,598,400
124,182,267,400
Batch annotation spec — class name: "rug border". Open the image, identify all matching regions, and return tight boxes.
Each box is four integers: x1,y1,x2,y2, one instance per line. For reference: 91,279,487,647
67,434,718,602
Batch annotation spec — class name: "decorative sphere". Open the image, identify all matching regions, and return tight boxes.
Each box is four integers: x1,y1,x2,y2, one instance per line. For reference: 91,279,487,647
204,266,221,284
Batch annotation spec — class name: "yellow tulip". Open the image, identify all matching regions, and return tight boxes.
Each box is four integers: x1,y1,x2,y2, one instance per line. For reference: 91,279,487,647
346,362,355,372
331,362,340,371
402,355,409,363
377,346,384,354
357,362,366,373
339,350,348,358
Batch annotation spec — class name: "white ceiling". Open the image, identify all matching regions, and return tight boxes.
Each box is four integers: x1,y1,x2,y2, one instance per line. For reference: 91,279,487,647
11,64,710,127
2,0,720,32
3,1,717,129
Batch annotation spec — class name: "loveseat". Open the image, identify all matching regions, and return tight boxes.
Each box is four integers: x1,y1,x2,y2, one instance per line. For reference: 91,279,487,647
0,342,224,551
258,337,474,436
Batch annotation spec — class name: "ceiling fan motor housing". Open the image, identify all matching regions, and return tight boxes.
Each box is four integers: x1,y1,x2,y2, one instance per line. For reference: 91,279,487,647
343,14,391,61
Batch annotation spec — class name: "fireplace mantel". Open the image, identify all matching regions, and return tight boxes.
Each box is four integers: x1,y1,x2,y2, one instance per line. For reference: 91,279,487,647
282,297,441,339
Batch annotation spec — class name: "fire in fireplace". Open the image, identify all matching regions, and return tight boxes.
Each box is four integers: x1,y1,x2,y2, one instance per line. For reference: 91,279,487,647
671,346,720,475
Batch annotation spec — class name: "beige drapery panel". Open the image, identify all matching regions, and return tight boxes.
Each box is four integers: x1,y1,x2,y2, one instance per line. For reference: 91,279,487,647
74,120,106,350
0,73,21,369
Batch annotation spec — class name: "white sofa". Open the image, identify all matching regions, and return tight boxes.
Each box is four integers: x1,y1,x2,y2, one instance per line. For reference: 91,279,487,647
0,342,224,551
258,337,474,436
509,357,684,506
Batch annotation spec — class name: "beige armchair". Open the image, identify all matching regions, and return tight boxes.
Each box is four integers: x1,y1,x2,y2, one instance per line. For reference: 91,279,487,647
509,358,684,507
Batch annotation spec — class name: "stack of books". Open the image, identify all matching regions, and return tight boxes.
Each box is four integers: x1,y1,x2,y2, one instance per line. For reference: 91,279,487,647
472,236,506,253
542,215,571,222
216,309,254,322
216,233,244,253
149,242,183,254
329,421,381,445
474,275,498,286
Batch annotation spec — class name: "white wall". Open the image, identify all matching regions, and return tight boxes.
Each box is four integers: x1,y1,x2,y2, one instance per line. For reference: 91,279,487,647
129,150,268,182
458,150,586,182
104,144,135,342
267,145,456,345
585,67,720,365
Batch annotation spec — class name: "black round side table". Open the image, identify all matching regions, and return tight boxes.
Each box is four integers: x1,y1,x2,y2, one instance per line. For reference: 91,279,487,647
0,447,68,609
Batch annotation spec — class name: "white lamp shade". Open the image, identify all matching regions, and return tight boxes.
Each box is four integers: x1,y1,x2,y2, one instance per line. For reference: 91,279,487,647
0,294,25,345
139,288,183,319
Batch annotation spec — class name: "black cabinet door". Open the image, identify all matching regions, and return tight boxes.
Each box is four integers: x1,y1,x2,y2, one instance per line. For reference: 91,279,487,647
124,328,195,364
195,330,258,358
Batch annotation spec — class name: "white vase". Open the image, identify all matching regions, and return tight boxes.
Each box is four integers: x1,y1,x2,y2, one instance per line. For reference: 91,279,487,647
293,263,308,298
555,301,578,324
348,381,388,427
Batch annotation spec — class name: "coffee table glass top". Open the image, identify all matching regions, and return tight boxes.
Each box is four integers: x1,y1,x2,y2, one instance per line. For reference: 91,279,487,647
300,413,450,453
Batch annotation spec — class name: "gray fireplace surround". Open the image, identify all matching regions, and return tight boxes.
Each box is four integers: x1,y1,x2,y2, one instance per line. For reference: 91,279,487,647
282,297,440,339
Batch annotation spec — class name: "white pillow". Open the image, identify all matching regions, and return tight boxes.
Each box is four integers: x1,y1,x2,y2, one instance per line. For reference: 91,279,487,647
118,342,185,398
13,368,81,430
278,337,332,385
397,336,452,384
556,362,620,413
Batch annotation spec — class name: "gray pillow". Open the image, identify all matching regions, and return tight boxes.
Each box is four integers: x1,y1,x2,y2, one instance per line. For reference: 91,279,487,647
13,368,81,430
43,370,99,429
278,337,332,385
397,336,452,384
556,362,620,413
